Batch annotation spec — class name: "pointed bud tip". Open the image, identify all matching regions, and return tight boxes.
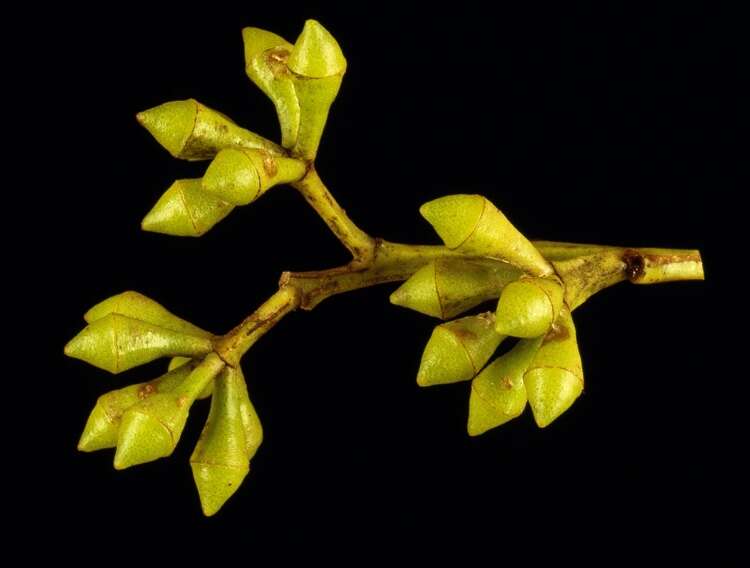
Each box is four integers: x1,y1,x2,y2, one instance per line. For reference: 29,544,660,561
467,388,520,436
136,100,198,157
191,462,249,517
288,19,346,78
525,368,583,429
419,195,485,249
114,411,174,469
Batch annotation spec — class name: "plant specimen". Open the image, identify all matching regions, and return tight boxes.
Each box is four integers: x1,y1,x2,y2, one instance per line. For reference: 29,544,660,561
64,20,704,516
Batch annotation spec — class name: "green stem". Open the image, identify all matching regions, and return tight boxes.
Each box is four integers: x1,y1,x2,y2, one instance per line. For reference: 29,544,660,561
292,167,376,264
215,239,703,366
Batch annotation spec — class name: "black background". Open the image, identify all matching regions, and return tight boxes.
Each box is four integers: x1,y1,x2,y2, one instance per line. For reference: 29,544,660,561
27,1,731,560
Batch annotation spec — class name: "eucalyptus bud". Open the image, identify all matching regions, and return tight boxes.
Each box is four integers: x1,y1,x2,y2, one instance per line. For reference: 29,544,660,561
137,99,283,160
202,148,307,205
233,366,264,458
417,313,504,387
190,366,261,516
242,27,300,148
114,354,225,469
287,20,347,160
495,277,564,338
85,291,212,338
524,309,584,427
141,179,234,237
390,258,521,319
467,337,542,436
64,313,213,374
78,363,197,452
420,195,553,277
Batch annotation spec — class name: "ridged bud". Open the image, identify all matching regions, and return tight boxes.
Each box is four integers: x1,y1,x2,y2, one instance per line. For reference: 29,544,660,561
190,366,262,516
420,195,553,277
202,148,307,205
467,337,542,436
64,313,213,374
78,363,197,452
495,277,564,338
84,291,211,338
114,354,224,469
141,179,234,237
417,313,504,387
242,27,300,148
390,258,521,319
524,309,584,427
287,20,347,159
136,99,283,160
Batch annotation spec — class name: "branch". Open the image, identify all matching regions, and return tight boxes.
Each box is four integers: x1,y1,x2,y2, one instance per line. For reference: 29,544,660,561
215,236,703,367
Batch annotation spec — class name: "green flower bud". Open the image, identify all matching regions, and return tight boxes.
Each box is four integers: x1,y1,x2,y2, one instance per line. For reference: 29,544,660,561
390,258,521,319
242,27,300,148
524,309,584,428
419,195,553,277
141,179,234,237
202,148,307,205
190,366,260,516
78,363,197,452
287,20,347,160
136,99,283,160
114,354,224,469
84,291,212,338
64,313,213,374
417,313,504,387
495,277,564,338
467,337,542,436
168,357,213,399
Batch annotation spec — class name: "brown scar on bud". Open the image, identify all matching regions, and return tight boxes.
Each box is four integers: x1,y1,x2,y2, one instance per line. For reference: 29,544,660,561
453,328,477,341
176,395,189,408
138,383,157,399
543,322,570,345
501,376,514,390
622,249,646,281
262,152,278,177
265,47,291,76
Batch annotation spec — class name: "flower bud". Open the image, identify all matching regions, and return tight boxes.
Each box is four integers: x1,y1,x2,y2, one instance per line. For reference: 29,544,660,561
417,313,504,387
495,277,564,338
114,354,224,469
202,148,307,205
242,27,300,148
419,195,553,277
287,20,347,160
64,313,213,374
84,291,212,338
136,99,283,160
190,366,260,516
467,337,542,436
78,363,197,452
390,258,521,319
141,179,234,237
524,309,584,427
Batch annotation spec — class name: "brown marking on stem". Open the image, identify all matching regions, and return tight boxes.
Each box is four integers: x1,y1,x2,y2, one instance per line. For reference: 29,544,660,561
643,253,702,265
543,322,570,345
623,249,646,281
